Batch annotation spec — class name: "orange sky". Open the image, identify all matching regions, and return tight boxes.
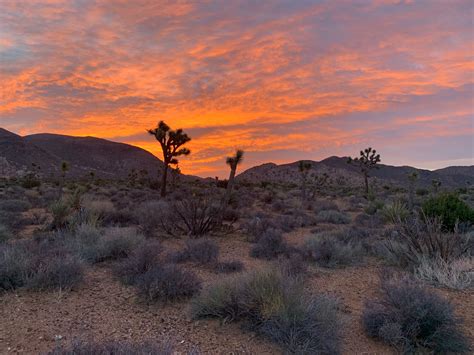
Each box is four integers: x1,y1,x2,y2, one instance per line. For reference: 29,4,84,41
1,0,473,177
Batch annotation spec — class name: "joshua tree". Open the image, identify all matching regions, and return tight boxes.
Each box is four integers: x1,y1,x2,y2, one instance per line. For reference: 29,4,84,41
431,179,441,194
148,121,191,197
298,161,312,200
310,172,329,199
347,147,381,197
224,150,244,205
59,161,69,196
407,171,419,211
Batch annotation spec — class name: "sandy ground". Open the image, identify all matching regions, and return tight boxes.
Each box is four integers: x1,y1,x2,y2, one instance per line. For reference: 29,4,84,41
1,230,472,354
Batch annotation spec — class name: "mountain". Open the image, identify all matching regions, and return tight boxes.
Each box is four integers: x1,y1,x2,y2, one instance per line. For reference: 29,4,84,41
237,156,474,189
0,128,165,179
0,128,60,177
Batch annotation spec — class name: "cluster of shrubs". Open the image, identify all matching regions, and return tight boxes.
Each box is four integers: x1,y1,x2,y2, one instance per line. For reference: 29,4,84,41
114,241,201,303
0,239,83,291
363,273,469,353
382,212,472,289
191,268,342,354
302,231,364,268
169,238,244,274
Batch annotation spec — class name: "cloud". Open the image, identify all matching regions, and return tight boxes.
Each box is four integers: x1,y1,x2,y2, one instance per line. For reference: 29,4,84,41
0,0,472,176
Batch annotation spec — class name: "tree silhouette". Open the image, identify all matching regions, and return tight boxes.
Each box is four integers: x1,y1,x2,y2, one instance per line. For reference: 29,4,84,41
225,150,244,205
298,160,311,200
347,147,381,197
148,121,191,197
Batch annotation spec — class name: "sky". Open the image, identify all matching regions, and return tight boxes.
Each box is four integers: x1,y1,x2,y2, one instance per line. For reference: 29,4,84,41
0,0,473,177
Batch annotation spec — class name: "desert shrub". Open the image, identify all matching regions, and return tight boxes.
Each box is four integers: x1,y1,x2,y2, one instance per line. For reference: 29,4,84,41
191,268,342,354
381,200,409,224
315,200,340,212
0,243,32,290
0,199,31,212
113,241,163,285
137,197,220,238
137,264,201,302
315,210,350,224
214,260,244,274
382,214,471,268
414,257,473,290
302,234,363,268
278,253,307,277
0,241,83,291
172,196,220,237
250,229,290,260
49,199,72,230
362,275,469,353
48,339,175,355
275,210,317,232
0,224,12,243
170,239,219,265
242,214,276,242
93,228,144,263
422,193,474,231
21,175,41,189
353,212,385,229
416,188,429,196
135,200,165,237
25,255,83,291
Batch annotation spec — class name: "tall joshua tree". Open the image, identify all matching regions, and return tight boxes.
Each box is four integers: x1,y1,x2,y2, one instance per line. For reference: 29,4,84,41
148,121,191,197
347,147,381,197
225,150,244,205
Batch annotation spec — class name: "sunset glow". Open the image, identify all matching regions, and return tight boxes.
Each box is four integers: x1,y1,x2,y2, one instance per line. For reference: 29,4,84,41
1,0,473,177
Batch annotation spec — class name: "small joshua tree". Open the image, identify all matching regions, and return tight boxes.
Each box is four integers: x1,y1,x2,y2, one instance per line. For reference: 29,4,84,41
407,171,418,212
347,147,381,197
148,121,191,197
298,161,312,200
310,172,329,199
224,150,244,206
431,179,441,195
59,161,69,196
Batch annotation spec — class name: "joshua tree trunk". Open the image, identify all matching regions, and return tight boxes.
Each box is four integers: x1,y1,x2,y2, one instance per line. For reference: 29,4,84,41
364,173,369,197
408,183,414,211
225,167,236,205
161,164,169,197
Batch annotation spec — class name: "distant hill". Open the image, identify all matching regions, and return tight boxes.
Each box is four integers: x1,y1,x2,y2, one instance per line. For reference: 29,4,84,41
0,128,165,179
1,127,472,187
237,156,474,189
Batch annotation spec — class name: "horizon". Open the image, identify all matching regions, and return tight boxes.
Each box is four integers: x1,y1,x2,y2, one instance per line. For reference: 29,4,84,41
2,126,472,178
1,1,473,177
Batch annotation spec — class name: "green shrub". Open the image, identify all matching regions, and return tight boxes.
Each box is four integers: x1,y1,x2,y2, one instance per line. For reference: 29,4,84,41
422,193,474,231
363,275,469,353
191,268,342,354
